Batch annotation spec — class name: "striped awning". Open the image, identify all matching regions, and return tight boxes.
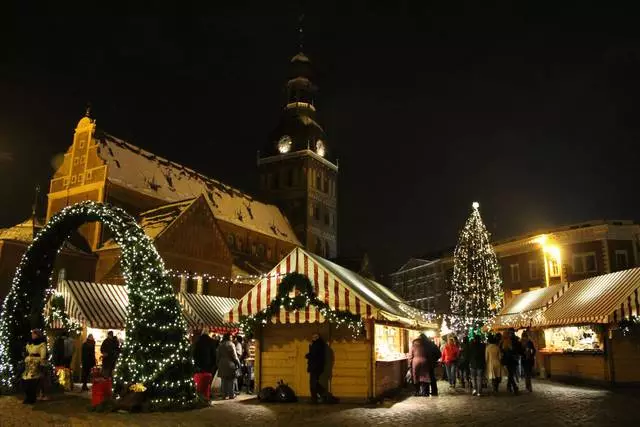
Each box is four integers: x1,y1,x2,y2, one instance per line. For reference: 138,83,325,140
177,293,238,333
226,247,436,328
492,283,569,329
540,268,640,326
54,280,129,330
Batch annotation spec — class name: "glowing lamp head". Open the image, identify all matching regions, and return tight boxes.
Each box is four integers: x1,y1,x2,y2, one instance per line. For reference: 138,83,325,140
277,135,292,154
472,201,479,209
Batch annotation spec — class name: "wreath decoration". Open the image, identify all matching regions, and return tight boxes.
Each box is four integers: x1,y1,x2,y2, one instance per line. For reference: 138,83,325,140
239,273,365,338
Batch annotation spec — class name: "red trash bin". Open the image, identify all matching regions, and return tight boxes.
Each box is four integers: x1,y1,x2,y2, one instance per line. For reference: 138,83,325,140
194,372,213,400
92,374,112,407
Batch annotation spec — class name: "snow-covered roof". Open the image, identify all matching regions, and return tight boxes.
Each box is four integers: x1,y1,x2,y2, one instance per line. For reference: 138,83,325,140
291,52,311,63
94,132,300,245
0,218,41,243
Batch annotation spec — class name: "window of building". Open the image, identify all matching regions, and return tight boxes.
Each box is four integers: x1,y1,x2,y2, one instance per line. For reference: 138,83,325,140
73,157,79,166
314,205,320,221
548,259,561,277
573,252,597,274
316,172,322,190
615,250,629,270
257,244,265,258
287,169,294,187
510,264,520,282
227,234,235,248
324,178,329,193
528,261,539,280
273,172,280,189
325,240,331,258
235,235,243,251
315,237,323,255
309,202,314,217
85,170,93,181
71,175,77,184
324,212,330,225
251,243,257,256
266,246,273,260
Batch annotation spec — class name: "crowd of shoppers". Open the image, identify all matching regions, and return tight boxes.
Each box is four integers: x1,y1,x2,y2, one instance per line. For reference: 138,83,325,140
407,328,536,397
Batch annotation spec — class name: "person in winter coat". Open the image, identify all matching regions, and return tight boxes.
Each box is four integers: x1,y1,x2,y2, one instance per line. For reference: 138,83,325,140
468,334,486,396
100,331,120,378
63,334,74,368
408,334,431,396
442,336,460,388
52,334,66,367
521,330,537,392
81,334,96,391
458,336,471,389
500,329,522,395
216,333,240,399
485,333,502,392
305,333,327,403
193,330,217,400
425,337,441,396
234,335,245,393
22,329,47,404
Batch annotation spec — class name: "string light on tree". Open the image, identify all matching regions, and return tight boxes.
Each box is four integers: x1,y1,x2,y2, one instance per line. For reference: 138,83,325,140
449,201,503,335
0,201,196,410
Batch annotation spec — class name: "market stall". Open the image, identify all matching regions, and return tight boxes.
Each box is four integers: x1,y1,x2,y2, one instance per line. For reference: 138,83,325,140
491,268,640,385
47,280,240,379
225,247,437,401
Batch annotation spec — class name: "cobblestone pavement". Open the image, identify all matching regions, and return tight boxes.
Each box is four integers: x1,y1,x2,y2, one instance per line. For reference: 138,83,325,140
0,380,637,427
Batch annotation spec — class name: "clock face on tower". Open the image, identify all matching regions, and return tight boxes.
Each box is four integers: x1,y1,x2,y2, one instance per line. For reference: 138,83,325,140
315,139,325,157
277,135,292,154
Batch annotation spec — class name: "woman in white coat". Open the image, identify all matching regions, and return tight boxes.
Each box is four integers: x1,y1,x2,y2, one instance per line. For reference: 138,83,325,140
485,333,502,393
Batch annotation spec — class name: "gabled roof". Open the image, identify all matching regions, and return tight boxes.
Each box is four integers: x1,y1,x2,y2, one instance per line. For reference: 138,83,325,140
492,283,569,329
0,218,42,243
226,247,437,329
50,280,239,331
393,258,433,274
94,131,300,245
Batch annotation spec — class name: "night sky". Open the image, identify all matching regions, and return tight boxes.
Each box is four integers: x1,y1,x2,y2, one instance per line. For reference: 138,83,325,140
2,2,640,278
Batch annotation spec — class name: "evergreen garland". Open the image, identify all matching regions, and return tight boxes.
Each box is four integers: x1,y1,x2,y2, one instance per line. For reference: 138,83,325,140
239,273,365,338
45,293,82,338
449,202,503,334
0,201,196,410
618,315,640,337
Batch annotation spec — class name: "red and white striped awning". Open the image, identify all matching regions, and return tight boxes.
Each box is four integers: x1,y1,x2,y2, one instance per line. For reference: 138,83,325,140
176,292,238,333
539,268,640,326
492,282,570,329
226,247,435,327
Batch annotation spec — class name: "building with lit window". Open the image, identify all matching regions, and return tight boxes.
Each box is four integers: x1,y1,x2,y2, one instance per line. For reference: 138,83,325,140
391,220,640,314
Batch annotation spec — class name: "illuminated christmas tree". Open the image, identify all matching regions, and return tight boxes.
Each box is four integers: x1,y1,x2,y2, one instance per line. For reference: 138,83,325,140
449,202,503,334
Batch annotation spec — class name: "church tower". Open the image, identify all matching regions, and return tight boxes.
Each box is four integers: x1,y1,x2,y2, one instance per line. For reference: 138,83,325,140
258,50,338,258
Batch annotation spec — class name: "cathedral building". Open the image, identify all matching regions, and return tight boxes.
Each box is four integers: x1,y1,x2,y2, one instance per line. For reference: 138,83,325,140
15,49,337,299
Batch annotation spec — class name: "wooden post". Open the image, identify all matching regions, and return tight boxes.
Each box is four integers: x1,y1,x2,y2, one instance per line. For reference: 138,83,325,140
179,274,187,293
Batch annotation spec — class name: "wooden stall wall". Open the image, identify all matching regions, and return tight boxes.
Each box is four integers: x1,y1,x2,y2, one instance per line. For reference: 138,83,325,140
259,322,372,400
610,330,640,384
547,353,609,384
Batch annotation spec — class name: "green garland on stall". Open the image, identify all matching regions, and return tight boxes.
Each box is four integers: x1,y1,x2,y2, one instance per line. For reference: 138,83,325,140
45,294,82,338
618,316,640,337
239,273,365,338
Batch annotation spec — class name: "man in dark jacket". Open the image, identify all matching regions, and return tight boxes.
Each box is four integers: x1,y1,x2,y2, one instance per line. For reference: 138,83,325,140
425,337,441,396
305,333,326,403
100,331,120,378
194,330,217,374
81,334,96,391
468,335,486,396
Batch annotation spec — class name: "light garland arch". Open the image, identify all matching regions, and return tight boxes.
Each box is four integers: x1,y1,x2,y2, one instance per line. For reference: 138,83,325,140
0,201,196,409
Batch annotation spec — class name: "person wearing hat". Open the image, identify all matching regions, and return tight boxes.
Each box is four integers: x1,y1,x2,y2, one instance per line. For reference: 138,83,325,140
22,329,47,404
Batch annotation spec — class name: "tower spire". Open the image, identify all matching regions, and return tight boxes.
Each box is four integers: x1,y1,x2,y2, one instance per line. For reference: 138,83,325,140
298,13,305,52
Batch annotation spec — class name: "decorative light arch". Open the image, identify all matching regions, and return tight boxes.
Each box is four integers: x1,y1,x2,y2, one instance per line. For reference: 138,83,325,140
0,201,195,408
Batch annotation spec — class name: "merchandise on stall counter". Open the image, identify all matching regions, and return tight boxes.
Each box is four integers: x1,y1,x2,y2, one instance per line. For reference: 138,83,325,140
542,325,604,353
375,324,405,361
